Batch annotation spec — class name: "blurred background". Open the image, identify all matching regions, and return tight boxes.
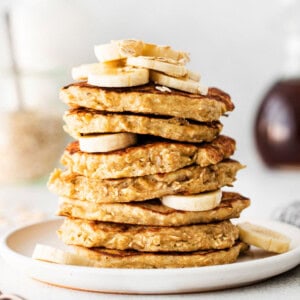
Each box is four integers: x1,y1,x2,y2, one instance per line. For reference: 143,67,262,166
0,0,300,225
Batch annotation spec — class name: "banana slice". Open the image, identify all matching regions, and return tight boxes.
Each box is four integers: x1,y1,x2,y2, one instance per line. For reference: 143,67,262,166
32,243,93,266
187,69,201,82
95,40,144,62
88,66,149,88
94,43,126,62
237,222,291,253
72,63,100,81
95,39,190,64
71,61,125,81
112,39,145,57
141,42,190,64
79,133,137,153
150,70,208,95
161,190,222,212
127,56,187,78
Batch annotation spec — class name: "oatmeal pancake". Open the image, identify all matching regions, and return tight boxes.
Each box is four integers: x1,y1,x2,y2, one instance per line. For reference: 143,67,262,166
60,82,234,122
61,135,235,179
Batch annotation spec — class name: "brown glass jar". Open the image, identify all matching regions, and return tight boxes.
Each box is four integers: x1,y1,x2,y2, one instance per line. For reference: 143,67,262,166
254,78,300,168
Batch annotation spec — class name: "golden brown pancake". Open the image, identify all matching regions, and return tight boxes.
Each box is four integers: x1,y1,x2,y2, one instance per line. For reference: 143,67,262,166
48,160,243,203
63,108,223,143
58,218,238,252
70,241,248,268
57,192,250,226
60,82,234,122
61,135,236,179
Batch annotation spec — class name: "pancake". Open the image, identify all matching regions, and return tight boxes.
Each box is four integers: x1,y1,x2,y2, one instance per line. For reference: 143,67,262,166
71,241,248,269
61,135,236,179
60,82,234,122
63,108,222,143
48,160,243,203
58,218,239,252
57,192,250,226
70,241,248,268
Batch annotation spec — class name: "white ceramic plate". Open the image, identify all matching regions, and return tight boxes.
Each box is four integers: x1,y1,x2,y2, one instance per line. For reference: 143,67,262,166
1,219,300,294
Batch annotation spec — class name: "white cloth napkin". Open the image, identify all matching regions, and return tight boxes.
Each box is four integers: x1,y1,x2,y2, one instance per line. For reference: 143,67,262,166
274,201,300,227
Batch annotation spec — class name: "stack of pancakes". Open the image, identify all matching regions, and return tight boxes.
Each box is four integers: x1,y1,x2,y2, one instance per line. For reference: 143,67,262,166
48,43,250,269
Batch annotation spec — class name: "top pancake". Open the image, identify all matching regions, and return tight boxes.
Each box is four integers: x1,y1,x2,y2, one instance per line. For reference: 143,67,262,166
60,82,234,122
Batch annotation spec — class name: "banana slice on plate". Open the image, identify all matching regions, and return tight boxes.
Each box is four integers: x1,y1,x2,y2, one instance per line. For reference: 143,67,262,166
127,56,187,78
150,70,208,95
88,66,149,88
237,222,291,253
71,61,125,81
32,244,93,266
79,133,137,153
161,190,222,212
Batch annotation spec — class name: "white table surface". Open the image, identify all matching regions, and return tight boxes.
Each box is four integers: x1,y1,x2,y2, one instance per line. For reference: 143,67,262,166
0,165,300,300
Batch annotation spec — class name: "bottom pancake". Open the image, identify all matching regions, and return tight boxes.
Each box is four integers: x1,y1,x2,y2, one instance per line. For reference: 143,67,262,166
58,219,239,252
70,241,248,268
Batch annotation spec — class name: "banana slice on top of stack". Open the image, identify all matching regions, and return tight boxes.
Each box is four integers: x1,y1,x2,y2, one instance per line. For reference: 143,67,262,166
71,39,207,95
